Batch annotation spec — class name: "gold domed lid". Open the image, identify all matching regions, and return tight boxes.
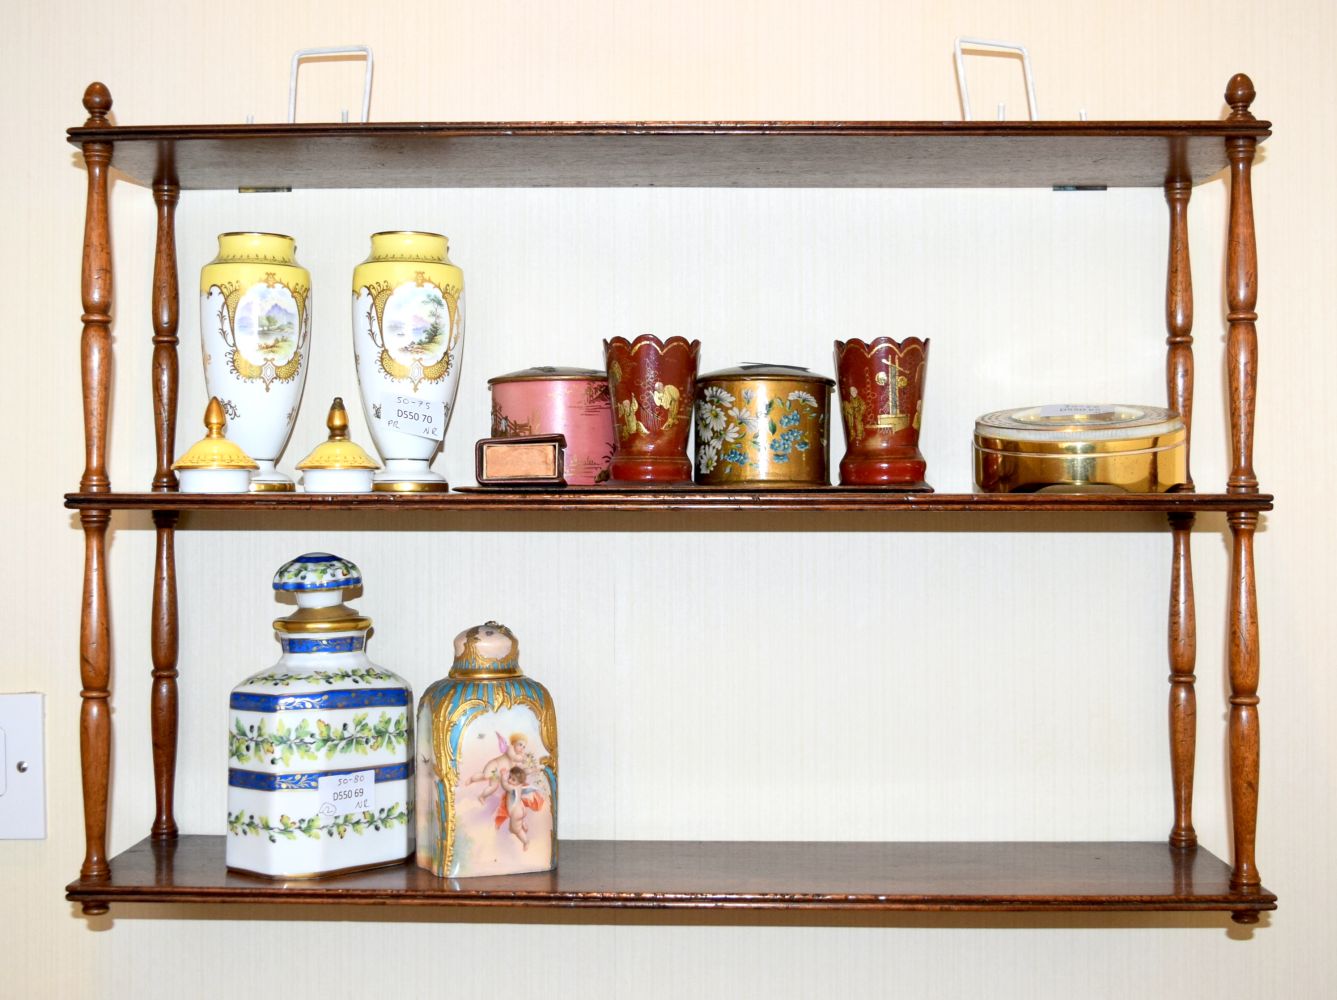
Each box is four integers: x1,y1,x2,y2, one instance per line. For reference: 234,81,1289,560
296,398,380,470
172,398,259,470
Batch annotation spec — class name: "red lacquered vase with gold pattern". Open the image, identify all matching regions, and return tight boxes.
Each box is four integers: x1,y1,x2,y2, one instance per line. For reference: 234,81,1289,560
603,335,700,483
834,337,931,490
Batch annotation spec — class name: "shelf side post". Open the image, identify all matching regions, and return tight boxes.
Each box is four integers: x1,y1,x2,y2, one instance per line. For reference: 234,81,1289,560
150,510,180,839
148,176,182,841
1223,73,1263,918
151,180,180,491
1225,75,1260,496
1165,148,1194,489
1163,151,1197,851
1166,512,1197,849
79,83,113,497
1227,510,1261,899
76,83,115,912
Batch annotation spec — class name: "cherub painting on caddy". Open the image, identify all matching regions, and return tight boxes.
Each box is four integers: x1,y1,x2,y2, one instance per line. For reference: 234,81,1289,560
436,701,555,874
465,731,549,851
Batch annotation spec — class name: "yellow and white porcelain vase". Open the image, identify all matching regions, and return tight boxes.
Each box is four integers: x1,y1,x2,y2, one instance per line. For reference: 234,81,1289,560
351,231,465,491
200,232,312,491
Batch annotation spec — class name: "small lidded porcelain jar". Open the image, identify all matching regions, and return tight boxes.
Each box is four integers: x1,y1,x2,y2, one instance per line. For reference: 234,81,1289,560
296,397,380,493
226,553,413,878
173,397,258,493
417,622,557,878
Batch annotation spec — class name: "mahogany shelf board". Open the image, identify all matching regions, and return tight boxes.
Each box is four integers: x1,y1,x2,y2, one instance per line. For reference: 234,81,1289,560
67,120,1270,191
64,490,1272,514
67,837,1276,913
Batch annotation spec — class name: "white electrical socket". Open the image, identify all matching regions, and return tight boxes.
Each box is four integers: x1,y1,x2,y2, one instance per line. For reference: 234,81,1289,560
0,693,45,839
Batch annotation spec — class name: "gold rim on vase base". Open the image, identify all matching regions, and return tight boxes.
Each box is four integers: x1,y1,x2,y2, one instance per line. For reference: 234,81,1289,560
250,481,296,493
372,480,451,493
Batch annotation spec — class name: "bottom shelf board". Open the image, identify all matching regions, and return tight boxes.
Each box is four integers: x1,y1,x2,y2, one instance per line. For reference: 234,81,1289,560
68,837,1275,914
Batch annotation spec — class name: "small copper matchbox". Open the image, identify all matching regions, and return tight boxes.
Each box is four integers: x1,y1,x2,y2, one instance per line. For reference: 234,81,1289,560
475,434,567,487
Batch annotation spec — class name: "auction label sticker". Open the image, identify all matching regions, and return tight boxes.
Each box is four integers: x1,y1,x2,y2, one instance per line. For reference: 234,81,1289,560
317,769,376,818
370,391,446,442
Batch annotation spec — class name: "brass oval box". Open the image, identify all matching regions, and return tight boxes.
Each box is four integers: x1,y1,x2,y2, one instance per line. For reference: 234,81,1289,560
973,404,1187,493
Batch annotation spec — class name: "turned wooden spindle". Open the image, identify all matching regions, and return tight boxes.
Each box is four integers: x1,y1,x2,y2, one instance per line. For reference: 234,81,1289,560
1164,158,1194,489
148,167,182,841
1166,512,1197,849
1162,142,1198,851
77,83,115,914
77,510,112,903
1228,510,1262,897
1222,73,1264,921
1225,73,1259,496
151,180,180,491
150,510,180,840
79,82,113,496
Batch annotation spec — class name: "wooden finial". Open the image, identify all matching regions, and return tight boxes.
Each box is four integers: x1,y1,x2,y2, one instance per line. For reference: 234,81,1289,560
204,397,226,437
82,82,113,126
1225,73,1256,121
327,397,350,440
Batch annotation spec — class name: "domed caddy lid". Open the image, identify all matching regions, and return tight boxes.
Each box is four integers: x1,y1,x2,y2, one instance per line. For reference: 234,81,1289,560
449,621,523,677
227,552,413,880
271,553,372,634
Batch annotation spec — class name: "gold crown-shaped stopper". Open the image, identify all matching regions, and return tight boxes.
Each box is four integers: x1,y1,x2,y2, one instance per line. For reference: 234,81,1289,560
296,397,380,470
172,398,259,470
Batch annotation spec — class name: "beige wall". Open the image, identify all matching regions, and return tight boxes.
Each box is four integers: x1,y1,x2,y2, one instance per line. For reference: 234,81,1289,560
2,1,1333,996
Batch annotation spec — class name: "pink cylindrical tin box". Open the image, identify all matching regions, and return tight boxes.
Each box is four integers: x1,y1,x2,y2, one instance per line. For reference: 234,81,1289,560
488,366,616,485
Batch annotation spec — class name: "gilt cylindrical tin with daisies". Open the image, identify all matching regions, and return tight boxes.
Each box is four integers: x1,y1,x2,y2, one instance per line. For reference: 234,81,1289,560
693,364,833,487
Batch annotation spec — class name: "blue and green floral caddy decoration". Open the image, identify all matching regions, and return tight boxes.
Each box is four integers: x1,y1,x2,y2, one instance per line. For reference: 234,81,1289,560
694,364,834,486
226,553,414,878
416,622,557,878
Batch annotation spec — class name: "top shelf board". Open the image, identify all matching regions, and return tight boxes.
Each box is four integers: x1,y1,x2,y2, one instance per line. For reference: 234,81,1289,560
67,120,1271,190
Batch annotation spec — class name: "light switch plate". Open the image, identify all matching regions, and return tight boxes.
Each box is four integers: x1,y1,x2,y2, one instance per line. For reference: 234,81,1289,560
0,693,45,839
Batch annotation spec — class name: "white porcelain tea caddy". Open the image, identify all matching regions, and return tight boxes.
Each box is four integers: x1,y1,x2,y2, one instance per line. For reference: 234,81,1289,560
226,553,413,878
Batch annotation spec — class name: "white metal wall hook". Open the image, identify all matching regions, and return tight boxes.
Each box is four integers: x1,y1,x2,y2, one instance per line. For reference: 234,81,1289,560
288,46,374,124
954,37,1038,121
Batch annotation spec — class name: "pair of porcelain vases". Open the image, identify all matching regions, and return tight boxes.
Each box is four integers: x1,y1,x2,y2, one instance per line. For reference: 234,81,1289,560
226,553,556,880
605,334,930,487
201,231,463,492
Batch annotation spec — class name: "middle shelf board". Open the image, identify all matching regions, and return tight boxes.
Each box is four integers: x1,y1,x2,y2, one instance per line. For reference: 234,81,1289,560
67,836,1277,915
64,491,1272,514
